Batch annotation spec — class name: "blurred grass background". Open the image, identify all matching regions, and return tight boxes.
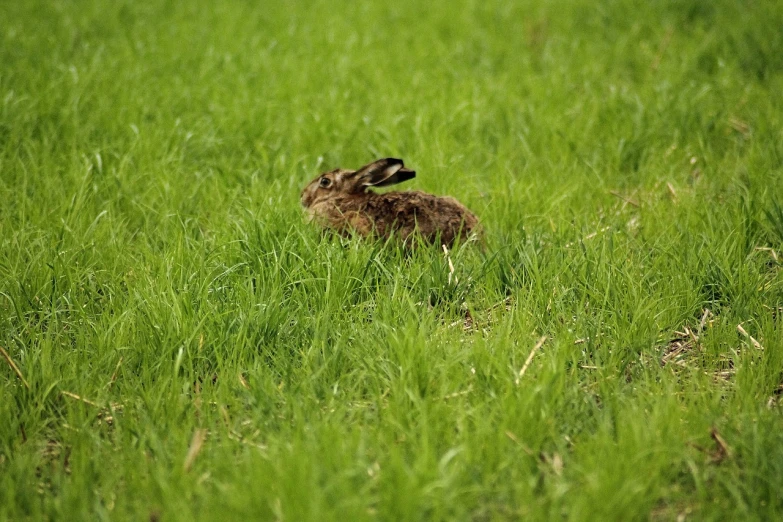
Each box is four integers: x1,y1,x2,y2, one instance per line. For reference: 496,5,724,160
1,0,783,520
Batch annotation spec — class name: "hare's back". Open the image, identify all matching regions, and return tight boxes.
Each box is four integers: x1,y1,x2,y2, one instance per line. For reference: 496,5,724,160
372,190,478,243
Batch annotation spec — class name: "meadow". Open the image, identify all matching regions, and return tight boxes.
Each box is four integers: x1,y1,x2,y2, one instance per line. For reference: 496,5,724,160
1,0,783,519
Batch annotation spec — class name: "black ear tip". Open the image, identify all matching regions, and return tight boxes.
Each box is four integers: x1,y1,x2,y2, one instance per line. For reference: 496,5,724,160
399,169,416,180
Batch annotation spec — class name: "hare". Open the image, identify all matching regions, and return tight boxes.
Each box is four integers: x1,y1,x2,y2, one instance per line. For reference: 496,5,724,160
300,158,479,247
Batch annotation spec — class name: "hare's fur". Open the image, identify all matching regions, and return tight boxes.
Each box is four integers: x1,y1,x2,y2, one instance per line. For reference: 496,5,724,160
301,158,479,247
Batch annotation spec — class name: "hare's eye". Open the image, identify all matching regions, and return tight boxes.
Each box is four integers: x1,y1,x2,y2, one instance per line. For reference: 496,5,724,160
319,177,332,188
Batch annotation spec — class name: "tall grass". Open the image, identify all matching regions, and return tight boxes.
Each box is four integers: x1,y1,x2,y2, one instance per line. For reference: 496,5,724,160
1,0,783,519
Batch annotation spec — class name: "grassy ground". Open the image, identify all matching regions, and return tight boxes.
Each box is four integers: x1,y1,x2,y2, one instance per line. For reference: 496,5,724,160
2,0,783,519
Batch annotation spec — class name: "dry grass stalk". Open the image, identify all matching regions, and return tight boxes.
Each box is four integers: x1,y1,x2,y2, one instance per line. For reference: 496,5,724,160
728,117,751,137
736,324,763,350
183,428,207,472
227,430,268,451
504,430,534,456
697,308,711,334
564,227,611,248
662,310,737,383
442,244,457,285
106,356,124,390
0,345,29,389
516,336,547,385
442,385,473,400
667,182,678,201
60,391,123,427
754,246,779,263
709,369,736,382
447,296,512,333
661,330,696,365
662,309,714,367
767,384,783,409
710,428,732,463
61,390,100,408
609,190,640,208
542,452,563,476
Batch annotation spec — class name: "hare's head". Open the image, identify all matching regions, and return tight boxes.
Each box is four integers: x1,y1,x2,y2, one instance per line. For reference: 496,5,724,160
300,158,415,208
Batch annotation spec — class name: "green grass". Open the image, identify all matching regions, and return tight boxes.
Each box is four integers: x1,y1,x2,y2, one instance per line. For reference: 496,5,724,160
2,0,783,519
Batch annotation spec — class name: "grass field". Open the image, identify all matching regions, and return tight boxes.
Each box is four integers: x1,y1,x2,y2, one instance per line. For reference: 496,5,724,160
2,0,783,519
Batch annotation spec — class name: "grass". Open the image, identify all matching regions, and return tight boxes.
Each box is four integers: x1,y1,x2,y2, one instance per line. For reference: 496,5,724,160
1,0,783,519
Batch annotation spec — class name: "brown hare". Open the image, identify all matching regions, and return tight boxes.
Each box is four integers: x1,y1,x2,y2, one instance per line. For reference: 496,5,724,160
301,158,479,247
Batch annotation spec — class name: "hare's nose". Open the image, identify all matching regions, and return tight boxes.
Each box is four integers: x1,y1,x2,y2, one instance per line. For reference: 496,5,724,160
300,189,311,207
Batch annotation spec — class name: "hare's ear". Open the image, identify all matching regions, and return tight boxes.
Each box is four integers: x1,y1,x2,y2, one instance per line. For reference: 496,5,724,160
355,158,416,188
